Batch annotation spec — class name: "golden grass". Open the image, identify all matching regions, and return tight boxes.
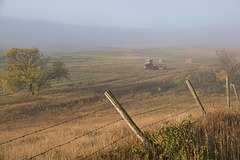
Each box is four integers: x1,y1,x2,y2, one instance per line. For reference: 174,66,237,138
0,48,236,159
0,90,231,160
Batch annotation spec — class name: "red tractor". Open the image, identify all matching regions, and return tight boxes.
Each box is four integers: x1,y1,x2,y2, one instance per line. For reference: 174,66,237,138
141,59,166,70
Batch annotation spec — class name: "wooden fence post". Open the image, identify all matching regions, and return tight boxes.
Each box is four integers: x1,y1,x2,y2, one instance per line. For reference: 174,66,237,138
232,84,240,104
185,80,206,116
104,90,153,159
226,77,230,108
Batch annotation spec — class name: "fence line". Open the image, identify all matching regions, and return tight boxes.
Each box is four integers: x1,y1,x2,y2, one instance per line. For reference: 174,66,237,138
81,95,222,159
28,97,195,159
83,96,226,160
0,91,194,146
1,84,190,143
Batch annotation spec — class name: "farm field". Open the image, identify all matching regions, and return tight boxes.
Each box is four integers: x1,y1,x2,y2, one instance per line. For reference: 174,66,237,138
0,47,238,159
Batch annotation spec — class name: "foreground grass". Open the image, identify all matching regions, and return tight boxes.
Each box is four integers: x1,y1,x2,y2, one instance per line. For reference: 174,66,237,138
2,105,238,160
0,89,225,160
99,108,240,160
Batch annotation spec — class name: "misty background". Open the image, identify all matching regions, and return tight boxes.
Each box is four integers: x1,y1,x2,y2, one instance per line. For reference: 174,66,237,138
0,0,240,50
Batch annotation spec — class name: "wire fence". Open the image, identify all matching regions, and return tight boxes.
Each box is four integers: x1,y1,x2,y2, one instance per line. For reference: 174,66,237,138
0,81,236,160
27,96,195,159
28,93,224,159
0,86,193,146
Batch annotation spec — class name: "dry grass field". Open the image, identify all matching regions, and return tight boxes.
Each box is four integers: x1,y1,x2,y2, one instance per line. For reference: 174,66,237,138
0,47,239,159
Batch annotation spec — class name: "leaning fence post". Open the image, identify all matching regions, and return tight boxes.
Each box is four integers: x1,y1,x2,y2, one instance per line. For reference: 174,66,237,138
232,84,240,104
226,77,230,108
185,80,206,116
104,90,153,159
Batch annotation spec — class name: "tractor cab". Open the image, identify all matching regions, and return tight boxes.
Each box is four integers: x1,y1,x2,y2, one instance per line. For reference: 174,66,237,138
141,59,154,70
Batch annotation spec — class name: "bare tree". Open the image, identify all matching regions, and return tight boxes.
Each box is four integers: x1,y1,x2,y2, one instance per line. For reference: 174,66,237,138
216,48,240,83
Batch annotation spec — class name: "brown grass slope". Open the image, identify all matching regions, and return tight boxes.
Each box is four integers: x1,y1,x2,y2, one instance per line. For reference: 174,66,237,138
98,107,240,160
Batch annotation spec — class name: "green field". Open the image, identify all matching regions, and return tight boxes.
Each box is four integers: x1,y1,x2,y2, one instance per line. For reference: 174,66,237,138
45,47,216,96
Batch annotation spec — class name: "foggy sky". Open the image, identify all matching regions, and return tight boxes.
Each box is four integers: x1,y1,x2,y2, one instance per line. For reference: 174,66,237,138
0,1,240,50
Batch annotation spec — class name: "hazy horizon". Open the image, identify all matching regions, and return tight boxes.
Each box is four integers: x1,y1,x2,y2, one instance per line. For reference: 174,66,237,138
1,1,240,51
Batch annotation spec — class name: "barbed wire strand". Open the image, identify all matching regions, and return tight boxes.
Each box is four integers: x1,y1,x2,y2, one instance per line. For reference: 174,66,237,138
0,105,113,146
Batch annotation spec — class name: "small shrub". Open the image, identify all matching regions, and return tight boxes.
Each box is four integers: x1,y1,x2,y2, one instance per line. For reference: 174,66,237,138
130,120,207,159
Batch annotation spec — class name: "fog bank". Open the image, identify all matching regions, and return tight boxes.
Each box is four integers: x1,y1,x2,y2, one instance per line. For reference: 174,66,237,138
1,17,240,50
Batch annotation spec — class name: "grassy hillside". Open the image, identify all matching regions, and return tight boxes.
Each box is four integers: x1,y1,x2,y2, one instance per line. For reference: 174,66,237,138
1,47,239,159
